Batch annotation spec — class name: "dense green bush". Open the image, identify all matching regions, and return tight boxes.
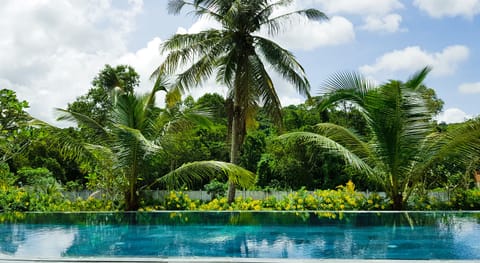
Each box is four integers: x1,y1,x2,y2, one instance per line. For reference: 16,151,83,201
1,180,478,212
204,179,227,199
0,185,117,212
144,181,392,211
0,187,30,212
444,189,480,210
163,191,198,210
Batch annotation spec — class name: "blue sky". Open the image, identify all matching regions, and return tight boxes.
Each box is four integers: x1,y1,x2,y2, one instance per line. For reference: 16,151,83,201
1,0,479,124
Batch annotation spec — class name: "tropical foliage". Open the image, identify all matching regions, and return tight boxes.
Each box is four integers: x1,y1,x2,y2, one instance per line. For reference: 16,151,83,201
278,68,480,209
155,0,327,202
1,3,479,212
35,74,254,210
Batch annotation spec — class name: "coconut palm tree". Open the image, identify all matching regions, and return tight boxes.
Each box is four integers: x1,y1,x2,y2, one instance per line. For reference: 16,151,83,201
279,67,480,210
154,0,327,202
42,79,254,210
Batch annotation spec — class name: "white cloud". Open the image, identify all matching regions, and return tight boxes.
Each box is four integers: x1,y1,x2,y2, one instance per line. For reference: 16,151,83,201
176,16,221,34
413,0,480,18
458,82,480,94
180,6,356,51
303,0,404,33
0,1,143,125
360,14,404,33
436,108,472,124
359,45,469,77
308,0,403,16
117,37,165,95
271,16,355,50
116,36,229,107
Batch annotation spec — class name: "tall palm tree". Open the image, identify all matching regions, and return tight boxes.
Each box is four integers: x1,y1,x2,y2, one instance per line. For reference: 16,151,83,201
41,80,255,210
279,67,480,210
154,0,327,202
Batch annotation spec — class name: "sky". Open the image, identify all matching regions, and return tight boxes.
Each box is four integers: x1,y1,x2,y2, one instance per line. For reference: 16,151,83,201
1,0,479,125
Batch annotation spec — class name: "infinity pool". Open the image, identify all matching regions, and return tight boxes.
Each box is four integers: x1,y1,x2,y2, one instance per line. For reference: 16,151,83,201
0,211,479,260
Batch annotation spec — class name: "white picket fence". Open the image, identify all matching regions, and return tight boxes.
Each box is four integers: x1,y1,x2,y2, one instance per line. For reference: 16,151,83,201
63,189,450,202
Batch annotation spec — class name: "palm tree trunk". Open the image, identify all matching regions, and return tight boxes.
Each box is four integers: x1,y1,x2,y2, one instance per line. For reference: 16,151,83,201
227,104,242,203
392,193,404,210
125,151,140,211
227,60,248,204
125,175,139,211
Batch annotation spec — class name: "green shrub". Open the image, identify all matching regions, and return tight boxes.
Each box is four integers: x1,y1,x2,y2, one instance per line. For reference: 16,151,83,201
164,191,198,210
204,179,227,199
0,162,16,190
0,187,30,212
447,189,480,210
363,193,391,210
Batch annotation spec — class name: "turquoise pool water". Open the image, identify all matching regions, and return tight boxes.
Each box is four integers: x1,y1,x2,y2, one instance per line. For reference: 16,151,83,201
0,211,478,260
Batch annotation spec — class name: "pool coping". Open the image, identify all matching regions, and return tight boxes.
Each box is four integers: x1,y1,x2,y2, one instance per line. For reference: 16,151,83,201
0,258,479,263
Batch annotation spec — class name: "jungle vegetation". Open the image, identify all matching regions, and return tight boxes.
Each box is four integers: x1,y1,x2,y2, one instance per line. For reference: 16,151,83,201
1,1,479,211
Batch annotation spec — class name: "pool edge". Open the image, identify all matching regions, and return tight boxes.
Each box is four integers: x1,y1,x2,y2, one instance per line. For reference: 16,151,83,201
0,257,478,263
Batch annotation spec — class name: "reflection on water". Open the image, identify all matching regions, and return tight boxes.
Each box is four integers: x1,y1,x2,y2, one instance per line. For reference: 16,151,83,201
0,225,76,258
0,212,478,259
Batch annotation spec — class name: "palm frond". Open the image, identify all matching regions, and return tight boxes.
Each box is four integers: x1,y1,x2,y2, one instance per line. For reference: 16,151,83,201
404,66,432,91
54,108,109,139
152,105,211,142
248,53,282,125
262,8,328,36
319,71,375,111
165,86,182,109
255,36,310,98
215,49,237,88
29,119,99,166
433,120,480,165
278,132,374,175
151,30,225,81
168,0,188,14
367,81,431,178
156,160,255,189
168,0,224,21
175,53,217,92
314,123,372,159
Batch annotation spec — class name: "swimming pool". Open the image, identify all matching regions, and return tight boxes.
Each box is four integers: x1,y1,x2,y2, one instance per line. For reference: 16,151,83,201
0,211,478,260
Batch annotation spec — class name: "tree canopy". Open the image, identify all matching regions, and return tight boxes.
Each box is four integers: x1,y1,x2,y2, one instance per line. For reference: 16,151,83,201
156,0,327,202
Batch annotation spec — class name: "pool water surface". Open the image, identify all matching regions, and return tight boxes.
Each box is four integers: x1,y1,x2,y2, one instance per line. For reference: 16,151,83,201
0,212,478,260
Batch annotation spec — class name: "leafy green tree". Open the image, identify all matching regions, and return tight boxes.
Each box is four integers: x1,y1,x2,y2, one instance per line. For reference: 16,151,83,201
0,89,30,135
240,130,267,173
0,89,31,168
155,0,327,202
45,78,254,210
257,138,356,190
418,85,444,117
196,93,228,123
67,64,140,133
282,104,322,131
10,128,84,185
279,68,480,209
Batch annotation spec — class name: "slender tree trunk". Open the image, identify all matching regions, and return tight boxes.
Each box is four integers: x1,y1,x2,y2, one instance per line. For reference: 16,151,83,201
227,103,242,203
227,58,248,203
125,174,139,210
389,174,405,210
125,151,140,211
125,188,139,211
392,193,404,210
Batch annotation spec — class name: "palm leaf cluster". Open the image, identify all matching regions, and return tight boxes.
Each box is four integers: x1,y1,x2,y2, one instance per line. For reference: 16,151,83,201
155,0,326,154
280,67,480,209
39,82,254,210
156,0,327,202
